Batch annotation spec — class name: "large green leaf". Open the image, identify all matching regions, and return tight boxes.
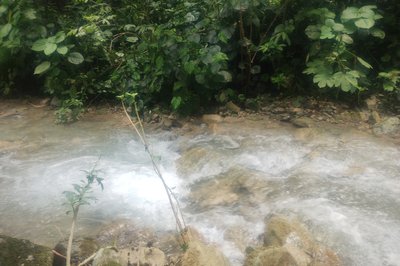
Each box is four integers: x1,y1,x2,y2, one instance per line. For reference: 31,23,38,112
57,46,68,55
320,25,335,39
44,43,57,55
355,18,375,29
305,25,320,40
68,52,84,64
34,61,51,75
341,7,359,21
54,32,66,43
32,39,47,51
0,23,12,38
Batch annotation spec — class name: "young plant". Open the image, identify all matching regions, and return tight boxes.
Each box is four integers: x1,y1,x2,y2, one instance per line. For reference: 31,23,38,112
63,167,104,266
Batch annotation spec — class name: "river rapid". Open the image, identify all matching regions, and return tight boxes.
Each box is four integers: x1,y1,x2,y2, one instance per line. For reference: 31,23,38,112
1,103,400,266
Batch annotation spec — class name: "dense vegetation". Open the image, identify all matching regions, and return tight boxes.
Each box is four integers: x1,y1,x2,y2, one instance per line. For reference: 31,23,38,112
1,0,399,119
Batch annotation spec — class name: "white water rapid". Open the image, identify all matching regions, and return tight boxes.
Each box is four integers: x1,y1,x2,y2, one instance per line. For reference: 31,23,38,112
1,106,400,266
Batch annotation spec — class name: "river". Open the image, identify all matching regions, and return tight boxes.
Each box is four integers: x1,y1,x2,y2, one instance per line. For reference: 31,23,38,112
1,103,400,265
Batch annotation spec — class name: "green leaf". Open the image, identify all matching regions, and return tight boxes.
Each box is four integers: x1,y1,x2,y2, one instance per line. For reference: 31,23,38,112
171,96,182,110
324,19,335,27
155,56,164,69
183,61,196,74
44,43,57,55
57,46,68,55
341,7,359,21
126,36,138,43
54,32,66,43
218,71,232,82
332,23,344,32
305,25,320,40
24,8,36,20
355,18,375,29
0,23,12,38
356,57,372,69
68,52,84,64
320,25,335,39
341,34,353,44
34,61,51,75
371,28,385,39
32,39,47,51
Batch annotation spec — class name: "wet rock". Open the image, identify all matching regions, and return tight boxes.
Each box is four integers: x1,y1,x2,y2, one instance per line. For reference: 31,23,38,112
245,246,309,266
370,110,381,124
92,247,166,266
120,247,166,266
226,101,241,113
272,107,286,114
96,220,158,249
365,95,378,110
50,97,61,107
359,111,370,122
163,117,173,129
176,147,222,179
186,167,270,212
53,237,99,266
0,234,53,266
244,216,341,266
291,117,315,128
202,114,223,124
373,117,400,136
178,228,230,266
291,107,304,115
264,216,314,250
92,247,120,266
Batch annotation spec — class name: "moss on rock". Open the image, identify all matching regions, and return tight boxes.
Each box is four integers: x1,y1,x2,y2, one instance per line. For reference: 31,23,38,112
0,234,53,266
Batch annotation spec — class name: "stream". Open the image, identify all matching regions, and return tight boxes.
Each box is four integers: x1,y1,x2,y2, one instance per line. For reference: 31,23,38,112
1,105,400,266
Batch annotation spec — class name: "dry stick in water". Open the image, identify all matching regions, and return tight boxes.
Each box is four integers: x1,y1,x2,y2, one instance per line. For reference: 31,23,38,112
121,101,188,244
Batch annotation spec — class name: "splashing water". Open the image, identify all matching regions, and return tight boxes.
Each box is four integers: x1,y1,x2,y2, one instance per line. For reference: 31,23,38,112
1,109,400,266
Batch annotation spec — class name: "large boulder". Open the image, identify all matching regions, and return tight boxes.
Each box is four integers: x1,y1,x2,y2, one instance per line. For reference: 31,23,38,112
177,228,230,266
0,235,53,266
245,216,341,266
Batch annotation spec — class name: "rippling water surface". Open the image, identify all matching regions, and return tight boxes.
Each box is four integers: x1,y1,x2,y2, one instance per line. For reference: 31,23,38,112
1,106,400,266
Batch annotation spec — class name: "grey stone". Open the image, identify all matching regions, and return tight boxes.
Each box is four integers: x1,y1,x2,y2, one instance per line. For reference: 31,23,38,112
373,117,400,135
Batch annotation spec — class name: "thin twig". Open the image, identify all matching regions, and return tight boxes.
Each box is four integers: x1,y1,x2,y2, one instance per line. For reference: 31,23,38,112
78,252,97,266
121,100,187,244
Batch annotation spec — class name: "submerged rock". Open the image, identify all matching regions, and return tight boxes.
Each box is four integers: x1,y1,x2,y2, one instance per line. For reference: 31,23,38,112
0,234,53,266
186,167,270,212
245,216,341,266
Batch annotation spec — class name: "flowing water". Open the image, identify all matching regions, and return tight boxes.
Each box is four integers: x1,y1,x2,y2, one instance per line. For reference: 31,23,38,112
1,105,400,265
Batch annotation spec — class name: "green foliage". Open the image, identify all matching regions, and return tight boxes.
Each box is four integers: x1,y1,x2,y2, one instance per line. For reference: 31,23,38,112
2,0,400,112
63,168,104,215
379,70,400,92
55,98,84,124
301,5,383,93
